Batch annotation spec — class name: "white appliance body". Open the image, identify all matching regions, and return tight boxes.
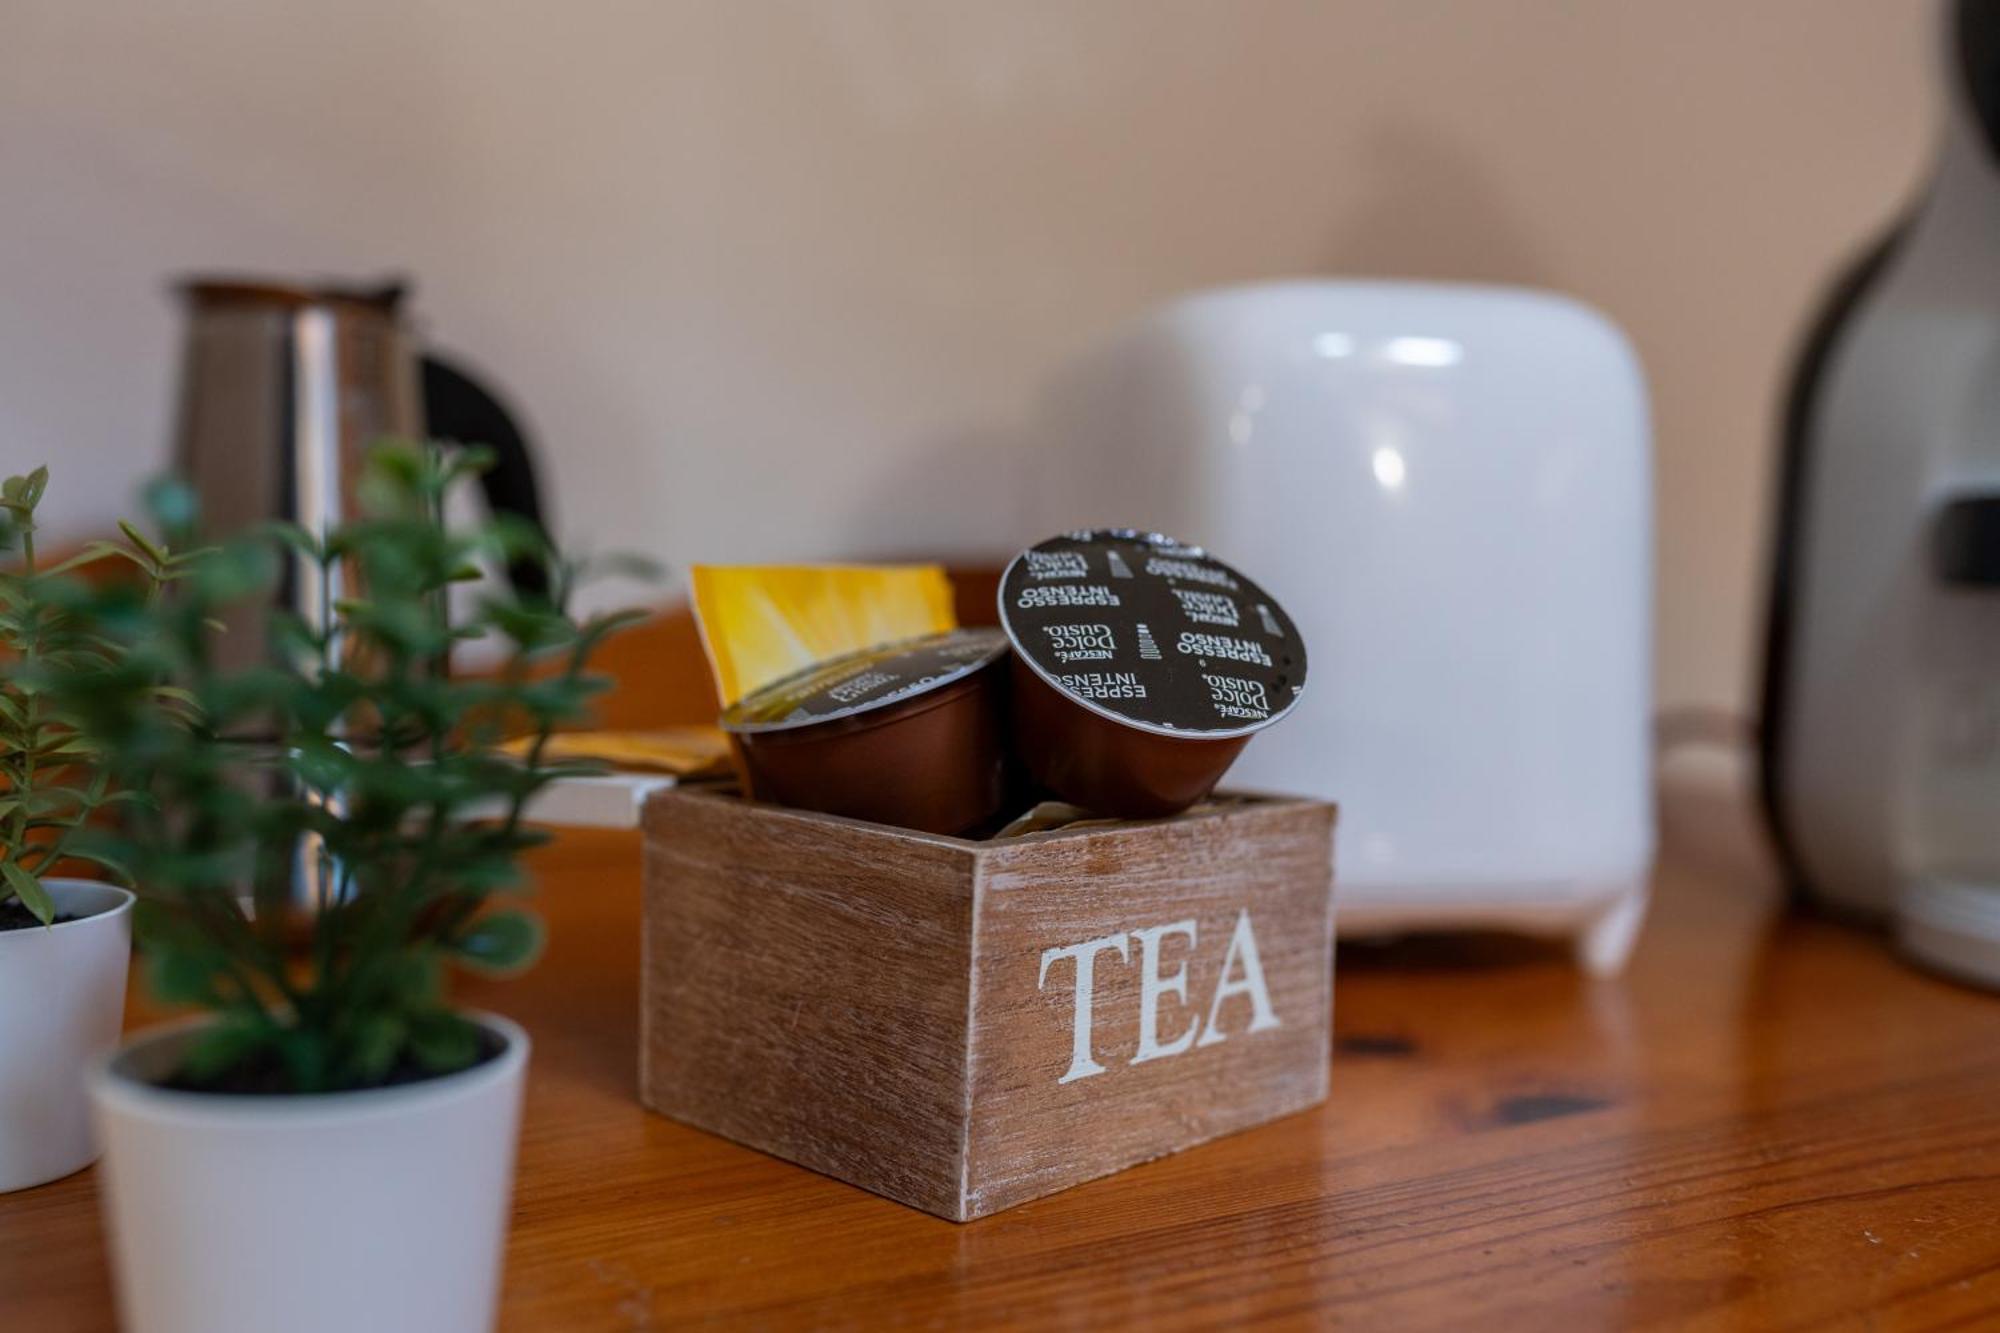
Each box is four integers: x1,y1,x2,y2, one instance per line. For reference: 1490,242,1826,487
1035,280,1655,972
1764,0,2000,987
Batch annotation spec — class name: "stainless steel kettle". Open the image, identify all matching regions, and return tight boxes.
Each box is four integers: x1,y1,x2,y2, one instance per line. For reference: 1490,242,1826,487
171,276,547,670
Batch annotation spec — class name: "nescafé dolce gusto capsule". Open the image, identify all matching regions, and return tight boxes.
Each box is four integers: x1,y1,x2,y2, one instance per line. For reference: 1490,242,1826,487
719,628,1010,835
998,531,1307,817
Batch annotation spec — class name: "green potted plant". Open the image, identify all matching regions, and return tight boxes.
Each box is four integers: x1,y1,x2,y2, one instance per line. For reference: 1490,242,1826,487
0,466,194,1193
41,444,639,1333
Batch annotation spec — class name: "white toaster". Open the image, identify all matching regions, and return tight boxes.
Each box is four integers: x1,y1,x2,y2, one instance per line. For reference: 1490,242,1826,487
1031,280,1655,972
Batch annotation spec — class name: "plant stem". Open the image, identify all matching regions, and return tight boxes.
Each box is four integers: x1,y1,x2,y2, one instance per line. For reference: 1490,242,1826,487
5,524,38,889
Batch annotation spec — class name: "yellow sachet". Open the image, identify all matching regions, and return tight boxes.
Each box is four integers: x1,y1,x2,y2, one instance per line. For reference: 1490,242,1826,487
689,564,957,708
497,727,732,778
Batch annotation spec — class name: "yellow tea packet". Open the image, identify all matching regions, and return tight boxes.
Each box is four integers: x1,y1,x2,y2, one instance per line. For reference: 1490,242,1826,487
689,564,956,708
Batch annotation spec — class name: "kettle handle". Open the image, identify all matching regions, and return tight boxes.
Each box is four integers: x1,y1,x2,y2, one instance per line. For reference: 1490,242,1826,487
420,355,551,599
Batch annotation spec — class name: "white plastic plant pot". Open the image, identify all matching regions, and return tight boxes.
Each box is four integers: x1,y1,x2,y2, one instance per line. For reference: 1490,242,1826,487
0,878,134,1193
90,1010,529,1333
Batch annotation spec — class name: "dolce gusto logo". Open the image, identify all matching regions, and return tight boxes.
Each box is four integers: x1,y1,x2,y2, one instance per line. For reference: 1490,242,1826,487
1042,622,1115,663
1035,911,1279,1084
1203,673,1269,721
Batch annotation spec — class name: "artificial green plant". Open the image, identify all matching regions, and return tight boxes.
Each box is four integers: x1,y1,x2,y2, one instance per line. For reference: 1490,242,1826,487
0,466,196,924
38,443,642,1092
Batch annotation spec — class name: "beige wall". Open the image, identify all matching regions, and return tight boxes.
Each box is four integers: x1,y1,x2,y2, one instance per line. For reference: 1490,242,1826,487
0,1,1935,712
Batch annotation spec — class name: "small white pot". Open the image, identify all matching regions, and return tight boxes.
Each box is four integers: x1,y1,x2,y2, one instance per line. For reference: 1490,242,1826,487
0,877,133,1192
91,1010,529,1333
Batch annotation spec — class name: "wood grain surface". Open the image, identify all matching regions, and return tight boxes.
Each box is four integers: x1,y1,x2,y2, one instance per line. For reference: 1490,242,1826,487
641,789,979,1219
640,790,1333,1220
5,783,2000,1329
962,795,1334,1219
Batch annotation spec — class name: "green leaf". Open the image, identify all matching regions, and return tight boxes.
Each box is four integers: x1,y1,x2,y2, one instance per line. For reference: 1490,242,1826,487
450,909,543,974
276,1028,332,1094
46,541,147,577
481,599,569,650
480,512,548,563
189,540,276,603
589,552,666,583
389,952,444,1007
407,1011,481,1073
143,475,199,536
62,841,132,886
258,520,322,561
180,1021,272,1082
347,1013,407,1082
290,740,354,794
18,787,95,816
116,520,168,567
578,608,651,651
147,948,223,1006
1,860,55,926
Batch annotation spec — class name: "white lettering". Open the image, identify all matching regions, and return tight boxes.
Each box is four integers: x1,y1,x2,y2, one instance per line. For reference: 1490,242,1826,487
1144,556,1239,590
1129,919,1200,1064
1172,587,1240,626
1057,670,1147,700
1195,910,1281,1047
1017,584,1120,610
1175,630,1272,667
1202,673,1270,721
1042,622,1116,663
1038,933,1130,1083
1025,550,1090,580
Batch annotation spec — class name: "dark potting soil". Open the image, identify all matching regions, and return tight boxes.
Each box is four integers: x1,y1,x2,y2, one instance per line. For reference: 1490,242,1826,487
158,1025,508,1096
0,901,78,931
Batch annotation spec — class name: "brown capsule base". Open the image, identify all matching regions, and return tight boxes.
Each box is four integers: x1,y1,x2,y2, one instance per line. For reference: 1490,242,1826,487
1007,656,1250,819
731,661,1008,836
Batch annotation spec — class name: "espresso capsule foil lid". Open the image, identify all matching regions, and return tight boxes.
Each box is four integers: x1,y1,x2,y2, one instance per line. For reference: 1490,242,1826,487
999,530,1308,739
719,628,1009,735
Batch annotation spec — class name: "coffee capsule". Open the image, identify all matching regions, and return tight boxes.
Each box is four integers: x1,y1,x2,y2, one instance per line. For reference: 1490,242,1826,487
719,628,1010,835
998,530,1307,817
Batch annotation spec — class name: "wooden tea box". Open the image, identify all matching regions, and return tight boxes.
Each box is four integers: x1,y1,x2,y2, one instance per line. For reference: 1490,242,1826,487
639,787,1336,1221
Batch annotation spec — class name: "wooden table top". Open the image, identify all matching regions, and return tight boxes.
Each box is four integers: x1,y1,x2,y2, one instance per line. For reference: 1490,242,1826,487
6,782,2000,1330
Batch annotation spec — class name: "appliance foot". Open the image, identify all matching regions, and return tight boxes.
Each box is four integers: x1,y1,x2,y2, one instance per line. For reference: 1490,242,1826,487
1576,882,1650,976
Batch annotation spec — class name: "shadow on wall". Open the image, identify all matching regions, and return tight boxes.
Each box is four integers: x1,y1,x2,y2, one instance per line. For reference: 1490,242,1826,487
1325,123,1556,288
